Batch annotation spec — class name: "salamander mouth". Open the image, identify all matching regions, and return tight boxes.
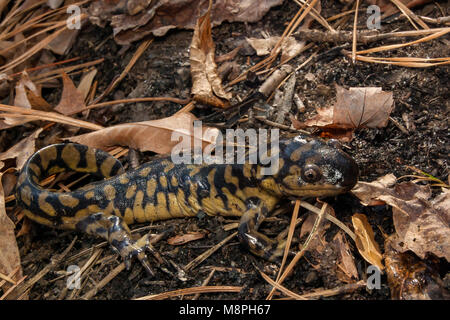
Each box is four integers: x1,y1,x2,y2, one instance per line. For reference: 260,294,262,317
281,184,352,198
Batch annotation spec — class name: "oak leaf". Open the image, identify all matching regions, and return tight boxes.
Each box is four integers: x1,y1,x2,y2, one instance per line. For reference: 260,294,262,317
54,72,87,115
67,112,219,154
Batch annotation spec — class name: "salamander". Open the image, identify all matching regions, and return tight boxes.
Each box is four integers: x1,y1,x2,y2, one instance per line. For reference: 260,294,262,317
15,134,358,274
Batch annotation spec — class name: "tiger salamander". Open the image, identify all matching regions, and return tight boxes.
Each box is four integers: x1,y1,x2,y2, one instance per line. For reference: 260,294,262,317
15,135,358,274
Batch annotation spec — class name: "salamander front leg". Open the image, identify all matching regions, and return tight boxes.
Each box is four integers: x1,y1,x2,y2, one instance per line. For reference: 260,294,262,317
75,212,155,275
237,205,287,262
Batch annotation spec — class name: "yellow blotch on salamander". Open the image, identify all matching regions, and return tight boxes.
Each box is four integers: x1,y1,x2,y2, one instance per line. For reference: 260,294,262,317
38,192,56,216
155,192,170,219
146,179,156,198
84,148,98,173
167,192,182,217
58,194,79,208
170,175,178,187
159,176,168,189
29,163,41,177
101,156,118,178
124,208,134,224
125,184,137,199
133,190,145,223
119,175,129,184
85,191,95,199
139,167,151,177
20,185,32,206
22,209,54,227
40,146,57,170
103,185,116,201
61,144,80,170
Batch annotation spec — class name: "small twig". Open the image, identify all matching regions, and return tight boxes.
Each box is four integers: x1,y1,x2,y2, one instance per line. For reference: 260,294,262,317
254,116,310,134
293,28,448,44
184,232,237,271
192,269,216,300
300,201,356,241
91,38,153,104
81,263,125,300
266,202,327,300
352,0,360,63
135,285,242,300
389,116,408,134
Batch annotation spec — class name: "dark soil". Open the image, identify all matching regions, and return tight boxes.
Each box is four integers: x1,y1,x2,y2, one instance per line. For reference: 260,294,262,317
6,1,449,300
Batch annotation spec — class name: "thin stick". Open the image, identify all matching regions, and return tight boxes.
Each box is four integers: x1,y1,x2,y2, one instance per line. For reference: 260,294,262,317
352,0,360,64
135,285,242,300
184,232,237,271
267,203,327,299
92,38,153,104
192,269,216,300
276,200,300,285
81,263,125,300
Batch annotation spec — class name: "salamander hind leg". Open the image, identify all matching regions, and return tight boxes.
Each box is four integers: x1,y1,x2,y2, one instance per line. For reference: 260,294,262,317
237,204,287,262
75,212,155,275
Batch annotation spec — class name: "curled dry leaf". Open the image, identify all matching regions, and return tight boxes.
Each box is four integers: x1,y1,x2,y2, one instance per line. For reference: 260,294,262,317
352,174,397,206
0,169,24,289
67,112,219,154
89,0,284,45
77,68,98,100
190,5,232,108
384,234,449,300
167,231,206,246
333,231,359,282
351,213,384,271
353,176,450,262
246,36,305,62
47,29,80,56
381,185,450,262
54,72,87,115
295,85,394,141
5,72,51,127
0,128,43,170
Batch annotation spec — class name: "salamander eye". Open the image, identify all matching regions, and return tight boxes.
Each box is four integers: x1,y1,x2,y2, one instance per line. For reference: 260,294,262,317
301,164,322,183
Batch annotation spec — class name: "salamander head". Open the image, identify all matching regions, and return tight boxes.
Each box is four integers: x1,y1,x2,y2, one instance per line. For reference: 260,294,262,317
263,135,359,198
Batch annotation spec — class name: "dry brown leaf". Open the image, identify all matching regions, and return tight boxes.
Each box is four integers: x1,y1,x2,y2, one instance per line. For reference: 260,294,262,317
167,231,206,245
333,231,359,282
67,112,219,154
0,128,43,170
46,28,80,56
90,0,284,45
0,168,24,290
384,234,449,300
54,72,87,115
190,5,231,108
77,68,98,100
352,174,397,206
380,185,450,262
351,213,384,270
1,171,17,198
246,36,305,62
299,85,394,141
6,72,51,126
